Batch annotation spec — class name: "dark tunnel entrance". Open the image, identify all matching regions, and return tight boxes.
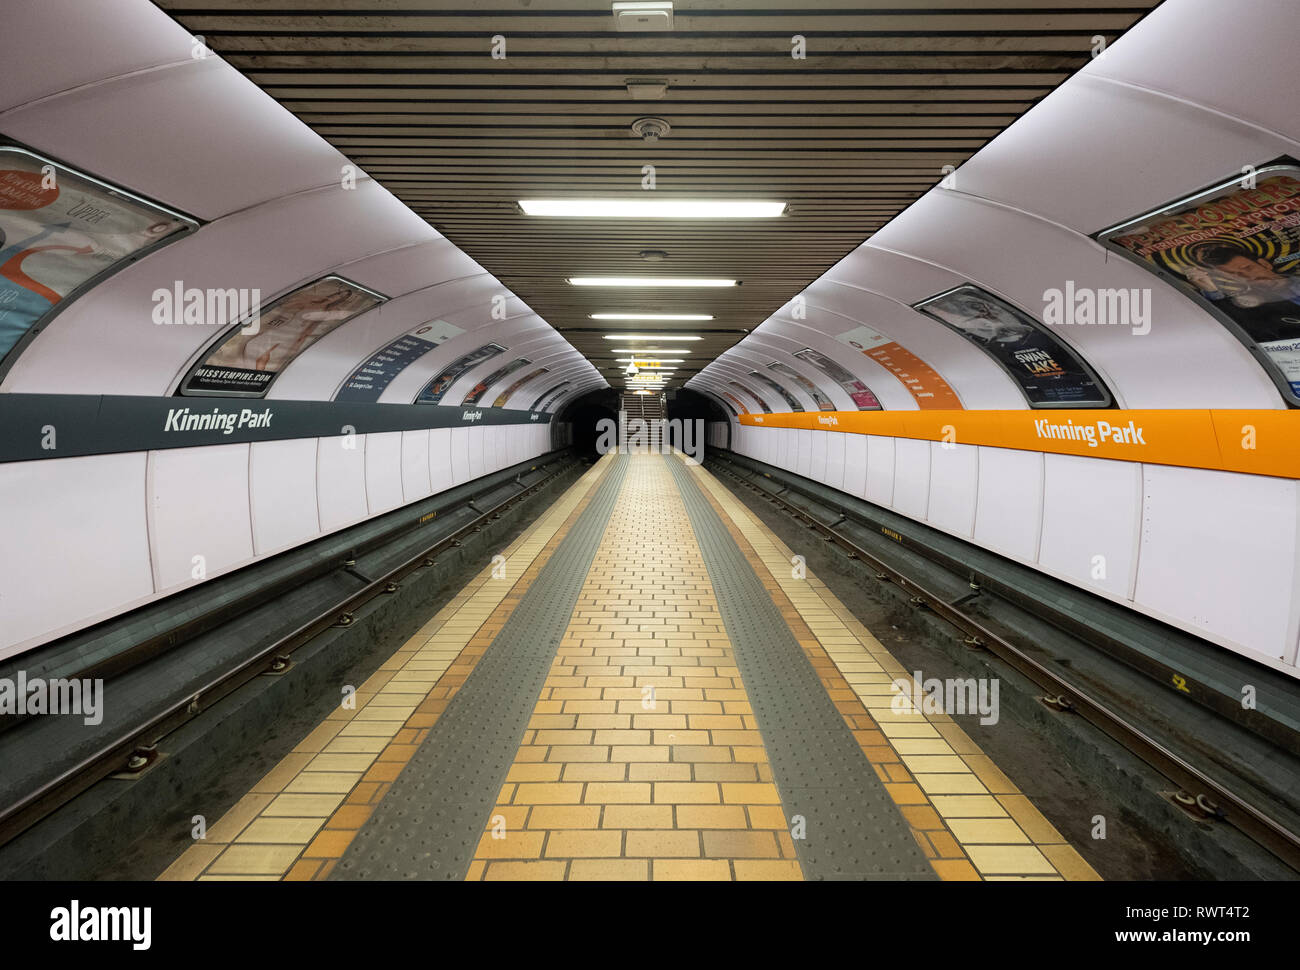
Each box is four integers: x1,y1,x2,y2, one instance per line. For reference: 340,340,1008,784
560,388,727,460
560,389,619,460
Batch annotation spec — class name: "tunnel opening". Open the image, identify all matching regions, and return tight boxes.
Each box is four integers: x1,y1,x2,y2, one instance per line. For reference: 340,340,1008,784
559,388,619,461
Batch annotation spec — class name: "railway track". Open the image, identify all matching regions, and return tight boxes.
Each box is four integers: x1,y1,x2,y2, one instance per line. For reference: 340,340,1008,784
706,448,1300,876
0,450,579,854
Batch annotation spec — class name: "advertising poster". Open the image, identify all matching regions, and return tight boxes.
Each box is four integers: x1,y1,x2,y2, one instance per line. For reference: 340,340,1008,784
728,380,772,414
182,276,385,396
334,319,464,403
0,146,195,364
719,391,747,415
833,325,962,409
1098,164,1300,399
462,356,531,406
531,381,571,412
914,284,1110,407
492,366,549,408
792,347,880,409
415,342,506,405
749,369,804,412
768,360,835,410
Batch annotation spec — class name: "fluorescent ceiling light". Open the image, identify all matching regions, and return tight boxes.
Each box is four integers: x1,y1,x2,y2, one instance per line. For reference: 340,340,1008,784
590,313,713,321
602,334,702,341
569,277,737,288
522,199,783,218
612,366,676,371
616,358,684,363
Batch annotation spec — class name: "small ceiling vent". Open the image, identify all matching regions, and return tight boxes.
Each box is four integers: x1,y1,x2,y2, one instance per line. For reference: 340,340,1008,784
613,1,673,32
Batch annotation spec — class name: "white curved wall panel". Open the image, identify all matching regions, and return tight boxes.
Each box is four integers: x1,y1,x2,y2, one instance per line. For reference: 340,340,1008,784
449,427,471,486
1026,453,1142,601
892,438,932,523
428,429,454,495
317,434,369,534
795,429,813,479
364,432,404,516
824,432,846,491
0,56,351,221
972,447,1044,564
401,430,433,502
1,423,559,657
865,436,896,508
148,443,253,593
250,438,321,557
721,422,1299,667
1082,0,1293,145
945,74,1299,239
0,452,153,659
1134,465,1300,665
926,442,979,540
844,434,868,499
0,0,194,113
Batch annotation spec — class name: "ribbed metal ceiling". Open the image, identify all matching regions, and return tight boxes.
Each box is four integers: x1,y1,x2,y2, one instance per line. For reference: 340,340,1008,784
153,0,1163,389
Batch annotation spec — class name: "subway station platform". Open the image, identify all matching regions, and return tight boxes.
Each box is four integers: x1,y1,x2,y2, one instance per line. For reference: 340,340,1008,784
158,453,1096,883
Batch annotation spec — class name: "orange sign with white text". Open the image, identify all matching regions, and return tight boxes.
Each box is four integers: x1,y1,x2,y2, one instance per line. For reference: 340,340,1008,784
738,409,1300,479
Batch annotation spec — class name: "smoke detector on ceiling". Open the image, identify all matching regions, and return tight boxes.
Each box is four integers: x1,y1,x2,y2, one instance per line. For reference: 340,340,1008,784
613,1,673,31
638,249,668,261
631,117,671,142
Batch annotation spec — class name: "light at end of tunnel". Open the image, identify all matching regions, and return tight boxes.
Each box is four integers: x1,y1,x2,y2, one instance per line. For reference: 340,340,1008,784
521,199,784,218
569,277,737,288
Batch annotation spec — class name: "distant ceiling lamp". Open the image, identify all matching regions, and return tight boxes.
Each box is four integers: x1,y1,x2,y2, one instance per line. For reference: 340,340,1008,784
569,276,738,286
525,199,781,219
590,313,712,320
631,117,671,143
613,1,673,31
626,78,669,100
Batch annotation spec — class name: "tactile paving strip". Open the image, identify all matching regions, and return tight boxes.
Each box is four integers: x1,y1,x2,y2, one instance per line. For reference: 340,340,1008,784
666,457,936,880
331,456,630,880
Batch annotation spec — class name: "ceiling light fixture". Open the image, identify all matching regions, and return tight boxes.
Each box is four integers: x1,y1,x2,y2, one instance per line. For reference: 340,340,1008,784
602,334,702,341
613,1,673,31
590,313,712,321
569,276,738,287
525,199,783,218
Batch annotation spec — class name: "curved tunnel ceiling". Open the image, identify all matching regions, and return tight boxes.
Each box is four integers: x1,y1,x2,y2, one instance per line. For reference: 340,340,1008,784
138,0,1164,394
0,0,605,415
693,0,1300,412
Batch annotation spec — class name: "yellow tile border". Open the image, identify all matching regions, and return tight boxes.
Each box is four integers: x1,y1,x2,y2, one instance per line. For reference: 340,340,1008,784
679,455,1101,881
158,455,617,882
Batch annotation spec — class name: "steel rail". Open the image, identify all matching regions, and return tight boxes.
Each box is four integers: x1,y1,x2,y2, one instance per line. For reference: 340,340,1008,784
0,454,576,849
708,455,1300,874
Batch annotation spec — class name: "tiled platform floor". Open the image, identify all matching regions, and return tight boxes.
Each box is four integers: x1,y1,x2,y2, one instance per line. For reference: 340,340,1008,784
159,452,1098,882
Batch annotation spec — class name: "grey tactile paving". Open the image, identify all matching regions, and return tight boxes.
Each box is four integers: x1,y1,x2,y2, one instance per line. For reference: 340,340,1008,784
331,456,629,880
665,457,936,880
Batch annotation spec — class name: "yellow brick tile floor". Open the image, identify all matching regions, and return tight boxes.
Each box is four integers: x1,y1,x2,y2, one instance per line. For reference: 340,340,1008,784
467,454,801,881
